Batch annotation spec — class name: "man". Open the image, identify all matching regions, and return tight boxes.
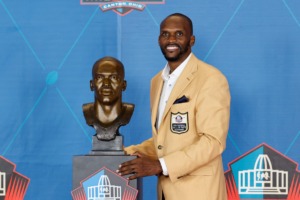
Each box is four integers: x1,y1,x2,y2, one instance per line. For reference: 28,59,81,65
117,13,230,200
83,56,134,141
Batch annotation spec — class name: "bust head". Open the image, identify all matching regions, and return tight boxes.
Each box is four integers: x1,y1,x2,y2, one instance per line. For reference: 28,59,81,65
90,57,127,106
83,57,134,142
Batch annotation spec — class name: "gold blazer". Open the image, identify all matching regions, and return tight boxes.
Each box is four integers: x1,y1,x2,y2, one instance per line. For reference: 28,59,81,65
126,53,230,200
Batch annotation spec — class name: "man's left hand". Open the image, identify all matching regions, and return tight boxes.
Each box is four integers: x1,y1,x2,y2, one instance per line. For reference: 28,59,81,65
117,151,162,180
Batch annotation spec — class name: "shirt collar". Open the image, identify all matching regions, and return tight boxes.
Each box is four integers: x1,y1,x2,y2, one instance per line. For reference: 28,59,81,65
161,53,192,81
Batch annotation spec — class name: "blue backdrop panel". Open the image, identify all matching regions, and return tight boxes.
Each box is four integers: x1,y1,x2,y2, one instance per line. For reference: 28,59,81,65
0,0,299,199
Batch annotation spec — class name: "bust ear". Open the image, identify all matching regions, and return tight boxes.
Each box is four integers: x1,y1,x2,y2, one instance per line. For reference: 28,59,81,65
122,80,127,91
90,80,94,91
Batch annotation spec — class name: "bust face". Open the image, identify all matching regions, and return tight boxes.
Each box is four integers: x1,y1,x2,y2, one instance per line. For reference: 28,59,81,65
91,59,126,105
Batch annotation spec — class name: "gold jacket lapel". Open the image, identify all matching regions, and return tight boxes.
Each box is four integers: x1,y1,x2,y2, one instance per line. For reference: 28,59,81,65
160,54,198,127
150,73,164,134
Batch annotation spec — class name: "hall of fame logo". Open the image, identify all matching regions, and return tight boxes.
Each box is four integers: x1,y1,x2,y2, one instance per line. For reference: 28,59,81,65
170,112,189,134
80,0,165,16
72,167,138,200
0,156,30,200
225,143,300,199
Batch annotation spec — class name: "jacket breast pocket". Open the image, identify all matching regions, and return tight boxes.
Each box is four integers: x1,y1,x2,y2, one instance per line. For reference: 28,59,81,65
170,101,191,112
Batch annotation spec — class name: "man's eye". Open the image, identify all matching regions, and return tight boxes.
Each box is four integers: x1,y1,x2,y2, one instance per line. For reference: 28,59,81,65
176,32,183,37
161,32,169,38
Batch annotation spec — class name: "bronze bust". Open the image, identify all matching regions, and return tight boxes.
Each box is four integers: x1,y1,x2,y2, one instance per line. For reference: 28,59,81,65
83,57,134,141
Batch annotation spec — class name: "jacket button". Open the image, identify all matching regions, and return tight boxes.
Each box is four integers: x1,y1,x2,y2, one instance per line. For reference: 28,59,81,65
158,145,163,150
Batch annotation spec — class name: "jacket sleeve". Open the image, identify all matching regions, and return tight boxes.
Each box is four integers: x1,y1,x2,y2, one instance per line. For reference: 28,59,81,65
125,137,158,160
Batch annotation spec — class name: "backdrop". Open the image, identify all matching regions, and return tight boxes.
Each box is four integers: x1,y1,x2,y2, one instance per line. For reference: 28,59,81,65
0,0,299,199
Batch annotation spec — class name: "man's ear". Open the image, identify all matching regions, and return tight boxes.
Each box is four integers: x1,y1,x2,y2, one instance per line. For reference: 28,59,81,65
122,80,127,91
90,80,94,91
190,35,195,46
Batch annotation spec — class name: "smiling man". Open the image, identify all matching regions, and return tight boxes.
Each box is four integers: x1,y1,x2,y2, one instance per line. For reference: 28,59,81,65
118,13,231,200
83,56,134,141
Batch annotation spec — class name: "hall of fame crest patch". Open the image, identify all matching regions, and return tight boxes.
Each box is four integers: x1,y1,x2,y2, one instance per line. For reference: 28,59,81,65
80,0,165,16
171,112,189,134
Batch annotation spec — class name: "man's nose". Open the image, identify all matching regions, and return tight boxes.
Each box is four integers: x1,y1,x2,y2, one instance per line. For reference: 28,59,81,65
168,34,177,42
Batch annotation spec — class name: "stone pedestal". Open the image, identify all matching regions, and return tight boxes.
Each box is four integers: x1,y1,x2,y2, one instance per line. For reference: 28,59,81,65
72,136,142,200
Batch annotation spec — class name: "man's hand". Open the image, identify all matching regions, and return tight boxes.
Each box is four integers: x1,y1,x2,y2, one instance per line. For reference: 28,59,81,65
117,151,162,180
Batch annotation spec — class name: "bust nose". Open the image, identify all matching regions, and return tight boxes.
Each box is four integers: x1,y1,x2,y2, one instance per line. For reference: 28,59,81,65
103,77,111,86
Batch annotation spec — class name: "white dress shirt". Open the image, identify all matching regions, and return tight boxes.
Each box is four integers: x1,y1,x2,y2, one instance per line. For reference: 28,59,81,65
157,54,192,176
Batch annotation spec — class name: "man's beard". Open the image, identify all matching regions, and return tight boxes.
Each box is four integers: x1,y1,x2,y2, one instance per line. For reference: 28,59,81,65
160,42,190,62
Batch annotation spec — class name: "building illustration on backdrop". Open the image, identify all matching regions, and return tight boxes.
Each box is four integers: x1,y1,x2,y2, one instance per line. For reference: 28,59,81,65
225,143,300,199
0,156,30,200
238,154,288,195
0,171,5,196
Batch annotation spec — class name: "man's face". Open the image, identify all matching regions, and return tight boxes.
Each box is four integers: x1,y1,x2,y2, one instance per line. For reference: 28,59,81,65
91,60,126,105
159,16,195,63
